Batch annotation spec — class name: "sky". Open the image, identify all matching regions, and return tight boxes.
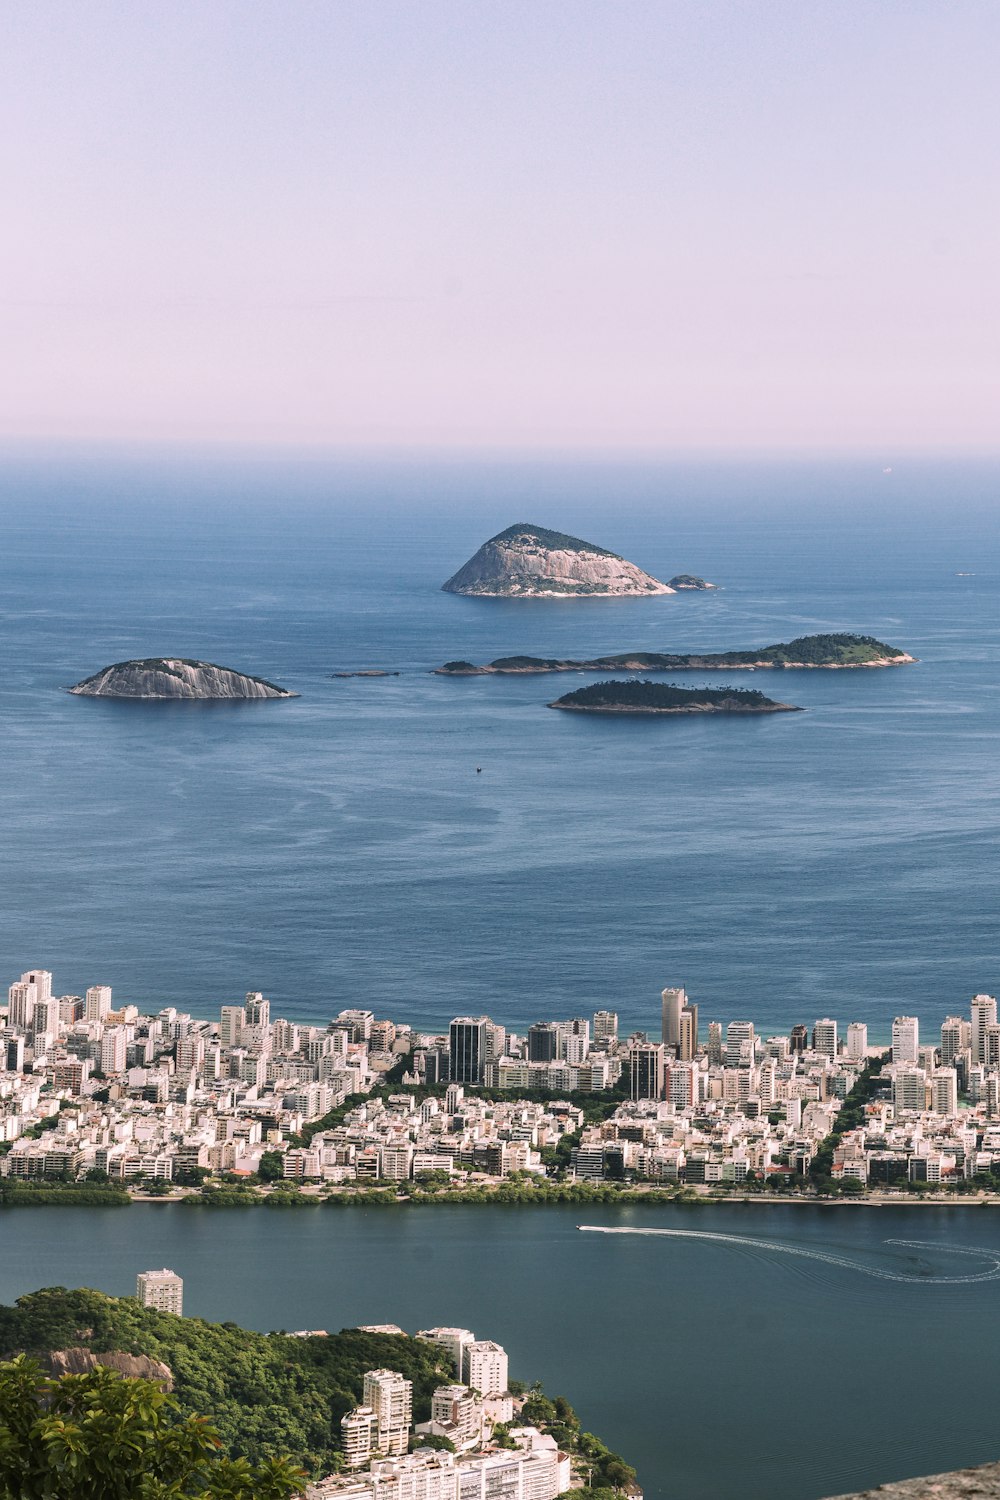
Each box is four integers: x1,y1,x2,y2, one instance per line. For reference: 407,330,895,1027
1,1,998,452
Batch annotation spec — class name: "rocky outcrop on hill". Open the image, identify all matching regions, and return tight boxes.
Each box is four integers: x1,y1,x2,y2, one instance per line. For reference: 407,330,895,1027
822,1461,1000,1498
69,659,297,699
442,524,672,598
41,1347,174,1389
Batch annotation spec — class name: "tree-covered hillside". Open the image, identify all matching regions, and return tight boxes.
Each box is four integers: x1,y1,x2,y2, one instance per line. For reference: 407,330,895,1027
0,1288,452,1477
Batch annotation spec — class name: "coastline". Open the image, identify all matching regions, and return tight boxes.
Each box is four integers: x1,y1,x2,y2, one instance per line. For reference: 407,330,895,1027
8,1185,1000,1209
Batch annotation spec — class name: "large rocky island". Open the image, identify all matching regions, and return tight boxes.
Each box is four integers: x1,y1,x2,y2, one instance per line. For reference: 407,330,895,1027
69,658,297,699
550,680,801,714
442,522,675,597
437,633,914,675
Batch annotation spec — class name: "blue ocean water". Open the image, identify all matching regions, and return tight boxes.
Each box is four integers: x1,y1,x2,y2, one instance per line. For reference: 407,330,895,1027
1,446,998,1040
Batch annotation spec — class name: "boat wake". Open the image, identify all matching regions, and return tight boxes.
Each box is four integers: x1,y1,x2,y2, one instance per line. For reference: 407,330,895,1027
577,1226,1000,1285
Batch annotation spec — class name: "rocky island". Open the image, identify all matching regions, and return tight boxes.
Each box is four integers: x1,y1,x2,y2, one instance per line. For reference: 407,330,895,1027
436,632,914,675
667,573,717,590
442,522,673,597
550,680,800,714
69,658,297,699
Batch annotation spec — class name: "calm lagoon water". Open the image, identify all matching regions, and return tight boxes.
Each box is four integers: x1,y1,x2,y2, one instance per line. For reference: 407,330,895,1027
1,447,998,1041
3,1201,1000,1500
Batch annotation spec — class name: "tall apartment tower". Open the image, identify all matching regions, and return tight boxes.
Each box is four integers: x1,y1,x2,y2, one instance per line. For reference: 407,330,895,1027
136,1268,184,1315
789,1024,809,1055
971,994,998,1064
932,1068,959,1117
85,985,113,1023
725,1021,756,1066
661,987,687,1051
463,1340,508,1397
363,1369,413,1457
707,1022,723,1066
31,997,60,1040
941,1016,971,1065
593,1010,618,1048
678,1005,698,1061
891,1016,920,1066
219,1005,245,1049
244,992,270,1028
813,1019,838,1060
629,1041,665,1101
846,1023,868,1061
340,1407,376,1469
449,1017,489,1084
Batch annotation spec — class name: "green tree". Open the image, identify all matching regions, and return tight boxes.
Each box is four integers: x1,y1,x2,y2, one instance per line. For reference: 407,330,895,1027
0,1357,304,1499
256,1153,285,1184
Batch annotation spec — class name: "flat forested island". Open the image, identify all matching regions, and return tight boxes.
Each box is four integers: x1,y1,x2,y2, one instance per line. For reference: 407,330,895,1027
549,680,800,714
436,632,914,675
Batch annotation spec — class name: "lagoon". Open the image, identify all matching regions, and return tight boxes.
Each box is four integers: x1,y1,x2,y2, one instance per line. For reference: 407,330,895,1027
4,1201,1000,1500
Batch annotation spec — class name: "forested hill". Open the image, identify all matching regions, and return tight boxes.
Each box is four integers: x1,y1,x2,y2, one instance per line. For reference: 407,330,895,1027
0,1288,451,1476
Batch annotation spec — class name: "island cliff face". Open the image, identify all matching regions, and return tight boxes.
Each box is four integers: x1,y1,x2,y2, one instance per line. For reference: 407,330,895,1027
69,659,297,700
442,523,672,598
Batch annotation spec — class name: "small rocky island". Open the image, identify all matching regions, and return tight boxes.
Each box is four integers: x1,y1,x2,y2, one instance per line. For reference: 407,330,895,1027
437,633,914,675
442,523,673,598
69,658,297,700
667,574,717,590
550,680,801,715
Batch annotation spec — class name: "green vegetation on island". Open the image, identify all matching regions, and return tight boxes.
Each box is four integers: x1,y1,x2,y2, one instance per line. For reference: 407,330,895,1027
436,633,914,675
549,680,800,714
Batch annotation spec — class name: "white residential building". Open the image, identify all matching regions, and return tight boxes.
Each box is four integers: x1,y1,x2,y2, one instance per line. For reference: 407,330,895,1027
846,1023,868,1061
462,1341,508,1398
363,1369,413,1457
136,1268,183,1315
891,1016,920,1066
813,1019,838,1060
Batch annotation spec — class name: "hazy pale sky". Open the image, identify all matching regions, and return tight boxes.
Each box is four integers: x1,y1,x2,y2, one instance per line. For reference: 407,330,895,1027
1,1,997,451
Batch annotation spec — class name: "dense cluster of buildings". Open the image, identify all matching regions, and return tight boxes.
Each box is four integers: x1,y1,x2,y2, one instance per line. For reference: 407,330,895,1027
3,966,1000,1193
308,1328,575,1500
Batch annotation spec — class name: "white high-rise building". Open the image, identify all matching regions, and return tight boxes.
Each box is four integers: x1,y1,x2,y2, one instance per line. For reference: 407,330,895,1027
932,1068,959,1117
341,1407,377,1468
100,1027,127,1075
894,1068,928,1113
971,994,998,1064
85,985,113,1023
593,1011,618,1047
219,1005,245,1048
462,1340,508,1397
846,1023,868,1061
813,1019,838,1060
725,1020,756,1066
892,1016,920,1066
8,980,38,1030
363,1369,413,1456
941,1016,970,1066
31,997,60,1039
244,992,270,1028
136,1268,184,1315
